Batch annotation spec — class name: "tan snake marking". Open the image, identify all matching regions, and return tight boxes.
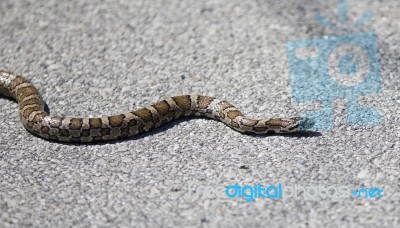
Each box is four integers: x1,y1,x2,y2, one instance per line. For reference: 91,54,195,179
0,70,310,143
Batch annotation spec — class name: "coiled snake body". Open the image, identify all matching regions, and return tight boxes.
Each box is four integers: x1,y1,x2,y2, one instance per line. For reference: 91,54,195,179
0,70,308,143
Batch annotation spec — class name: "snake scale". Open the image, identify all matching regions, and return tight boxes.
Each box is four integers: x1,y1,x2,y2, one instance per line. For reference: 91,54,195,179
0,70,309,143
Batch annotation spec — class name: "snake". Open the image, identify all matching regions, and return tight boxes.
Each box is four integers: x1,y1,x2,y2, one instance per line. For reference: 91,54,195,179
0,70,311,143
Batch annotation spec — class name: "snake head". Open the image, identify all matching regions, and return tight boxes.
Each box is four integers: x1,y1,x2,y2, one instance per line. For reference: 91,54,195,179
280,117,315,132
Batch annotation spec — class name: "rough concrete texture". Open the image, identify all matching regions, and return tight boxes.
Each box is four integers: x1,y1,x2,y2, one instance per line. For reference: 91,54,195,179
0,0,399,227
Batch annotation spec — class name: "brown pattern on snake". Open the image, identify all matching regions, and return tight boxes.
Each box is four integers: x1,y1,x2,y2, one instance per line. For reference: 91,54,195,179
0,70,308,143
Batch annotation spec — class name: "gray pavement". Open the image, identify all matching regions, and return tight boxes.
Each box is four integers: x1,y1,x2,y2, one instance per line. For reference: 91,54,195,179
0,0,399,227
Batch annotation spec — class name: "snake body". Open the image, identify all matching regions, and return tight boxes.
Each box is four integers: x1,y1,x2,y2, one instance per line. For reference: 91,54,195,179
0,70,308,143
